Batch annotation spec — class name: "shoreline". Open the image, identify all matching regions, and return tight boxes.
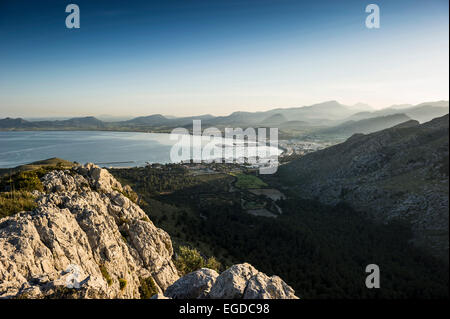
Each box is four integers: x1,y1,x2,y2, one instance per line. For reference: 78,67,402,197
0,130,285,170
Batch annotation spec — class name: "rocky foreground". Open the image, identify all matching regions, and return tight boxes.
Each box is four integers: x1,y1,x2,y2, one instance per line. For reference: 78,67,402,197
0,164,298,299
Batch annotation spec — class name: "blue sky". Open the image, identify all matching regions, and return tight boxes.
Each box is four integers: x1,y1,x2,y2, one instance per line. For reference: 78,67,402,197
0,0,448,117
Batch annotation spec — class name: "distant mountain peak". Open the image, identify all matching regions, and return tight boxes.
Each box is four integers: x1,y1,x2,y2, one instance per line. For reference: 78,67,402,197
350,102,374,110
313,100,342,107
415,100,449,108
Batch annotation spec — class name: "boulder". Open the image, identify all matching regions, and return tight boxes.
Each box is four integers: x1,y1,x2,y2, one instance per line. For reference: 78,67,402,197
243,273,299,299
164,263,299,299
208,263,259,299
164,268,219,299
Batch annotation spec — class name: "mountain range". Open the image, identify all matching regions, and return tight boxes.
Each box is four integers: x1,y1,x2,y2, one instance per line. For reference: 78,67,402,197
311,113,413,137
1,101,448,139
346,101,449,123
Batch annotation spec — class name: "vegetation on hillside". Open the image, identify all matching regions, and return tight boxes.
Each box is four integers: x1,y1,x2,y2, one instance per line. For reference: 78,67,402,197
182,198,449,298
1,158,446,299
110,166,449,299
0,159,75,218
99,265,113,286
0,191,37,218
0,158,74,177
232,173,268,189
139,276,159,299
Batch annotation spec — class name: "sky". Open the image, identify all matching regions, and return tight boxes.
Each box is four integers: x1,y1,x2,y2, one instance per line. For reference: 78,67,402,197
0,0,448,117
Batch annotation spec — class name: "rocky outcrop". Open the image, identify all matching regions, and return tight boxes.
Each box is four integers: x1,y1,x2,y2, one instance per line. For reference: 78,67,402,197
243,272,298,299
208,263,259,299
164,263,298,299
164,268,219,299
0,164,179,298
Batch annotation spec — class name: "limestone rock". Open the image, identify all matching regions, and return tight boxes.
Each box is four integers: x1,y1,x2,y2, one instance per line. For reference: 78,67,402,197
243,273,299,299
164,263,299,299
0,164,179,299
164,268,219,299
74,163,123,193
208,263,259,299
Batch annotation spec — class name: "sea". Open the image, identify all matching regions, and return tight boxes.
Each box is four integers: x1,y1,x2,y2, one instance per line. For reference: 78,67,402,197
0,131,281,168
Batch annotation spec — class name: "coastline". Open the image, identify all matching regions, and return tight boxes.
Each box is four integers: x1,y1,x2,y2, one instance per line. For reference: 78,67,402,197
0,130,284,169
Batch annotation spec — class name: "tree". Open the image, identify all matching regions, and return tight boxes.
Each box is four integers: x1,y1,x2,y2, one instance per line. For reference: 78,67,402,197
174,246,204,275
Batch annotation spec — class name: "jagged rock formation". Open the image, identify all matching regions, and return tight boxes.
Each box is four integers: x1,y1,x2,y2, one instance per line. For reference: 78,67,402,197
0,164,298,299
279,114,449,258
0,164,179,298
164,264,298,299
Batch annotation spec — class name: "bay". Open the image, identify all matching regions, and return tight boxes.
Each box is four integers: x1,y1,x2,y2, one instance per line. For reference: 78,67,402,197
0,131,280,168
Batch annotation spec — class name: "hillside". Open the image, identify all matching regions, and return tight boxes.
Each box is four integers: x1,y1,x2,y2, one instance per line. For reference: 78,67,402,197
313,113,412,138
260,100,356,122
0,158,74,177
121,114,214,127
0,160,448,298
110,164,449,298
346,101,449,123
279,114,449,258
261,113,288,126
0,117,105,130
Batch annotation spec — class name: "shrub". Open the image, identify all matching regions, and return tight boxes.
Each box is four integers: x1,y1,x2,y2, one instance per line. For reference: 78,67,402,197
139,276,158,299
123,185,139,204
119,278,127,291
234,173,267,189
99,265,113,286
174,246,205,276
13,171,44,192
206,256,221,273
0,191,37,218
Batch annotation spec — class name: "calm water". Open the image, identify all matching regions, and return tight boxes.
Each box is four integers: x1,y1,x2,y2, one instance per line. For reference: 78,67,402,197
0,131,280,168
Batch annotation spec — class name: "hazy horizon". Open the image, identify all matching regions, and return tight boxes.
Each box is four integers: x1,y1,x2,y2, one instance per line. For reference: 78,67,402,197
0,0,448,118
2,99,448,121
